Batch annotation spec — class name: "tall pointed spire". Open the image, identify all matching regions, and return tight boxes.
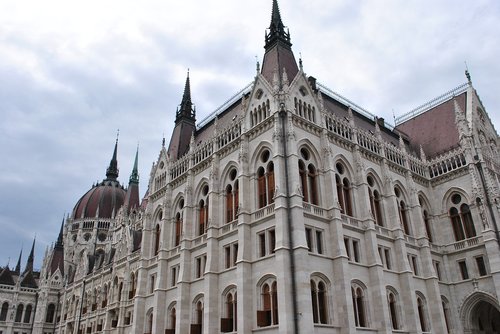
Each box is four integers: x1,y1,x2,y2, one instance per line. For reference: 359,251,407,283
168,71,197,160
106,135,119,180
14,249,22,275
261,0,299,85
265,0,291,50
176,70,196,123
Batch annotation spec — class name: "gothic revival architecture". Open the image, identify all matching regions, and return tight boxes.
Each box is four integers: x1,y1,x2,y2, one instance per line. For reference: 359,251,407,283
1,1,500,333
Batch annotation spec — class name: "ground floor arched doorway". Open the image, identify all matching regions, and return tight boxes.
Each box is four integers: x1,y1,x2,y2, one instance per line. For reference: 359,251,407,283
461,292,500,333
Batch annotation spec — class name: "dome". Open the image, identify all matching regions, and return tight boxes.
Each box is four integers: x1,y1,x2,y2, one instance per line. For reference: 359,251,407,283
72,179,126,219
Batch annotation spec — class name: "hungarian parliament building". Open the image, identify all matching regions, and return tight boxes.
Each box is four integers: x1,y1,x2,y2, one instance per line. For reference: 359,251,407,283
1,1,499,333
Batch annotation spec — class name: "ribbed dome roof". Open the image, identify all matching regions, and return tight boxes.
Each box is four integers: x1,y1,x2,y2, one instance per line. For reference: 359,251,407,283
71,138,127,219
72,179,126,219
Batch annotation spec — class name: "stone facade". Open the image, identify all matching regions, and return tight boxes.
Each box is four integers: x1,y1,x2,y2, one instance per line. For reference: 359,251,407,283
1,1,500,334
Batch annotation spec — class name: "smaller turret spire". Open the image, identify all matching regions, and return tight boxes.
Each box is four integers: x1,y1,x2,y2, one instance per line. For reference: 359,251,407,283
14,249,22,275
265,0,292,50
129,145,139,184
106,135,119,180
23,238,35,275
55,217,64,250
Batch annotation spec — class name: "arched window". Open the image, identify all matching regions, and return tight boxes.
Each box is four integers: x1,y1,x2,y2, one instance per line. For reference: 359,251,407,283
15,303,24,323
449,193,476,241
23,304,32,323
395,187,411,235
257,279,278,327
191,299,203,334
351,283,367,327
336,162,353,215
257,150,275,209
169,307,176,332
174,200,184,247
147,312,153,334
299,148,319,205
198,185,209,235
221,290,237,332
45,303,56,323
367,175,383,226
102,284,108,308
310,279,328,324
118,282,123,302
387,291,400,330
417,295,429,332
0,301,8,321
225,169,239,223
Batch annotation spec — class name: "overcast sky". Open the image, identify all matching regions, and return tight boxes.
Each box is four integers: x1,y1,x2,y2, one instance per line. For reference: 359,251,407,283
1,0,499,270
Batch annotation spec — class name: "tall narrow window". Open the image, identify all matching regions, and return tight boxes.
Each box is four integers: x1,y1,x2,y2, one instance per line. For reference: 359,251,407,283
395,187,411,235
388,292,399,329
0,302,8,321
336,162,352,215
352,286,367,327
154,224,160,255
257,167,267,208
267,162,275,204
15,304,24,323
221,291,237,332
299,148,319,205
367,175,383,226
198,185,209,236
257,280,278,327
23,304,32,323
175,213,182,247
417,297,428,332
226,185,234,223
458,260,469,280
476,256,487,276
45,304,55,323
311,279,328,324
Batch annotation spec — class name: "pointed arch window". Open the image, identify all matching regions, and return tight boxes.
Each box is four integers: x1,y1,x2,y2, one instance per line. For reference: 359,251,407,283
299,148,319,205
311,279,328,324
154,224,160,255
351,284,368,327
226,169,239,223
23,304,32,323
191,299,203,334
449,194,476,241
417,295,429,332
221,290,237,332
395,187,411,235
45,303,55,323
387,291,400,330
175,213,182,247
336,162,352,215
0,302,8,321
167,307,176,334
257,280,279,327
257,150,275,209
367,175,383,226
198,185,209,236
15,303,24,323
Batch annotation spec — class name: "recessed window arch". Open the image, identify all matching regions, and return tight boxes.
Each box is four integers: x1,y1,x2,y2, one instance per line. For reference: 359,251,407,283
386,288,401,330
257,277,279,327
0,301,8,321
198,184,209,236
299,147,319,205
367,174,384,226
45,303,55,323
395,186,411,235
192,296,204,333
441,296,451,333
15,303,24,323
448,192,476,241
173,199,184,247
351,281,368,328
335,161,353,216
416,293,430,332
166,303,176,333
221,287,237,332
256,149,275,208
23,304,32,323
310,275,329,324
225,168,239,223
419,195,433,242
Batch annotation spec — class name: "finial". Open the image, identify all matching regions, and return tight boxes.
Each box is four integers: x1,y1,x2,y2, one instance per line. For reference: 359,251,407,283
464,61,471,84
162,133,165,147
299,52,303,71
256,56,260,72
116,129,119,142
